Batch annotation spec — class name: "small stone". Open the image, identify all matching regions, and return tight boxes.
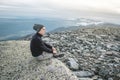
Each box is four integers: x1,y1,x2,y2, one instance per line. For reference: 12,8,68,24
97,78,103,80
92,75,99,80
78,78,93,80
116,73,120,78
108,78,113,80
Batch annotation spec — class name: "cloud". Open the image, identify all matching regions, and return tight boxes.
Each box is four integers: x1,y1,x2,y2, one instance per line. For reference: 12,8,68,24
0,0,120,21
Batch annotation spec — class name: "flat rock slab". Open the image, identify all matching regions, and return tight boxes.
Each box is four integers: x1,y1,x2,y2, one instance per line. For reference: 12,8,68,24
0,41,78,80
73,71,94,77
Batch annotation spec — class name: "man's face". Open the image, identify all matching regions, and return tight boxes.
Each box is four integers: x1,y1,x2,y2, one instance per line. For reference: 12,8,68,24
38,27,46,35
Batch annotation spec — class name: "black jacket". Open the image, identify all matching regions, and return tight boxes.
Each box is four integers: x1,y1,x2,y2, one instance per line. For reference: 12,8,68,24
30,33,53,57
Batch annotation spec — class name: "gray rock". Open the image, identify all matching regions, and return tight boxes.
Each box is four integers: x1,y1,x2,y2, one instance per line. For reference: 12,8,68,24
66,58,79,70
96,46,106,53
110,45,120,52
0,41,78,80
73,71,94,77
108,78,113,80
78,78,93,80
114,35,120,41
97,78,103,80
98,63,120,79
100,35,109,39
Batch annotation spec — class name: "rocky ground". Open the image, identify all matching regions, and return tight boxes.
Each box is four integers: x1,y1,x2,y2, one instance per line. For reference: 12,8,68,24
0,41,78,80
0,26,120,80
41,27,120,80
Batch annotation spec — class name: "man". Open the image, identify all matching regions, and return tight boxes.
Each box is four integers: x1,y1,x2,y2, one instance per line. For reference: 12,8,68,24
30,24,64,60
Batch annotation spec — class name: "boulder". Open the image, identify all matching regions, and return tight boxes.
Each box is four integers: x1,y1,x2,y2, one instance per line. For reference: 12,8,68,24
0,41,78,80
66,58,79,70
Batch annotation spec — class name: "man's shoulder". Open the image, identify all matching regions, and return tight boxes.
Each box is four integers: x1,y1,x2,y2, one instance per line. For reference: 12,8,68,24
32,34,42,41
32,33,38,38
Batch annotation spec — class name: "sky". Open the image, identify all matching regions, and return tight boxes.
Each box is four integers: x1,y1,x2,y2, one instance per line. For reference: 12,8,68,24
0,0,120,24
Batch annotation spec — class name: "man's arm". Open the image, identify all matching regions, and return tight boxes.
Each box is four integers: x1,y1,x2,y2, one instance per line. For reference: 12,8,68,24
44,42,52,49
44,42,57,54
37,38,53,53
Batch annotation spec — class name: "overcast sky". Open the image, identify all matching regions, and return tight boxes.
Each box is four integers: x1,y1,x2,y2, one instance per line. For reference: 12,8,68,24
0,0,120,24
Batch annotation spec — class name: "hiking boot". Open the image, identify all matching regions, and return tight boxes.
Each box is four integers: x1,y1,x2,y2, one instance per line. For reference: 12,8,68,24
53,54,64,58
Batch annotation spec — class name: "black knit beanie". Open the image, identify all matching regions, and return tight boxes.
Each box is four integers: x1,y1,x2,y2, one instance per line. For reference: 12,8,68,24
33,24,44,32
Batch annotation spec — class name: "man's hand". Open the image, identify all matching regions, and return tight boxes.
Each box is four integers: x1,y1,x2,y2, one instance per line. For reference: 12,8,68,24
52,47,56,51
52,47,57,54
52,47,64,58
53,50,57,54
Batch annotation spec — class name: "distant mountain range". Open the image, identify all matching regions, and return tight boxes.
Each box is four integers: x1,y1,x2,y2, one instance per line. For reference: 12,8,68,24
50,18,120,33
21,18,120,40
